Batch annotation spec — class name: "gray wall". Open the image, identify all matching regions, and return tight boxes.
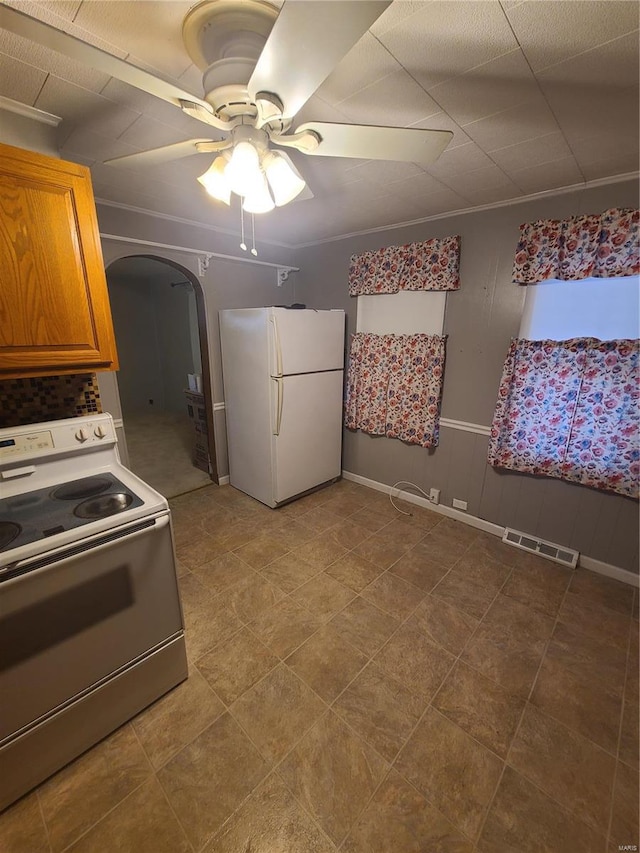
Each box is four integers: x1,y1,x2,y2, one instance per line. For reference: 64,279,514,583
0,110,59,157
296,178,639,575
106,274,166,414
106,259,200,416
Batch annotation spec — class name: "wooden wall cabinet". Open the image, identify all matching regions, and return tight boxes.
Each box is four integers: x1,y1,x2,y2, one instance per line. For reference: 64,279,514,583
0,142,118,379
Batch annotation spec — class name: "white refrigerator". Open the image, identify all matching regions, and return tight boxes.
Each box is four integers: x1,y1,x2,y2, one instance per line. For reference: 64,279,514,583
219,307,346,507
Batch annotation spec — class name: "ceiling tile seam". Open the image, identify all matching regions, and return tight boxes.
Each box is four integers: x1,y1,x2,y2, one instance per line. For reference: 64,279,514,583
505,154,584,194
366,30,528,188
32,69,49,109
331,38,404,110
424,147,519,200
124,51,194,85
495,0,586,185
488,129,567,156
533,27,640,76
70,1,83,25
371,23,519,96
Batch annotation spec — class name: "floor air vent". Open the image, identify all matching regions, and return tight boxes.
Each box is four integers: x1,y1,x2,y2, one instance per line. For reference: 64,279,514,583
502,528,579,568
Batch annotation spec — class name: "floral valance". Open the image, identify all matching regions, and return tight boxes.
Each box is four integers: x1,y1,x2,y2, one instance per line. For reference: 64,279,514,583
487,337,639,498
512,207,639,285
345,332,446,448
349,236,461,296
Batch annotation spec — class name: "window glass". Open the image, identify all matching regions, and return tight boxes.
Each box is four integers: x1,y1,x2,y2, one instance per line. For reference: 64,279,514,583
518,276,639,340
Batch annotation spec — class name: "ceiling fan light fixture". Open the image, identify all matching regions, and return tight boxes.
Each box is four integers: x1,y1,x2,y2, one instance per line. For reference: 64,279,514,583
224,139,262,197
242,172,275,214
197,154,231,204
264,151,305,207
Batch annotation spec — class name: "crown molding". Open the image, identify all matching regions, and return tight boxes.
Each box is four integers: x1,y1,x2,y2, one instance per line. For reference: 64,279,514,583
95,170,638,252
293,171,640,248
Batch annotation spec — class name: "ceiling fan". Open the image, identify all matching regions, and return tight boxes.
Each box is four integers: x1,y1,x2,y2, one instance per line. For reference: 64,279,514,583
0,0,453,214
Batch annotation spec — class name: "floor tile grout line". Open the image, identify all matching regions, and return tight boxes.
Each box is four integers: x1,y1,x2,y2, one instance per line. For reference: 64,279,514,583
473,568,618,846
54,750,156,853
206,768,340,853
378,558,516,847
220,703,338,850
471,574,573,845
35,789,54,853
605,609,635,849
128,725,198,853
193,523,459,849
177,672,336,851
13,484,633,851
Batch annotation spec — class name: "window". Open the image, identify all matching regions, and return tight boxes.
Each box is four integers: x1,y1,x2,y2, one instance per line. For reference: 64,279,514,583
488,276,639,498
518,276,639,340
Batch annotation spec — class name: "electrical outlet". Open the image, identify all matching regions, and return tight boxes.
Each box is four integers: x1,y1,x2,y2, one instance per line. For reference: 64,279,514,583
452,498,468,511
429,488,440,505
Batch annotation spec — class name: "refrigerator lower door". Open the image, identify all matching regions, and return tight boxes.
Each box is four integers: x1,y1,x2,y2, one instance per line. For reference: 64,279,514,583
272,370,343,504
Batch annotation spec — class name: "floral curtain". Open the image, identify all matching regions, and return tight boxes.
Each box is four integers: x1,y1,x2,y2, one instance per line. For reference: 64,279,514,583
349,236,460,296
512,208,639,285
345,332,446,448
488,338,639,498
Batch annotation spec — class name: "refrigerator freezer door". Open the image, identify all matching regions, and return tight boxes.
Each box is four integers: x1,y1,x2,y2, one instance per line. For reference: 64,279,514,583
270,309,345,376
272,370,343,504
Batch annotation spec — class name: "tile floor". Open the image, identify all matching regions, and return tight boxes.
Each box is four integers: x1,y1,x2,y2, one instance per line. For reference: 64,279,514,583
2,480,639,852
124,411,212,498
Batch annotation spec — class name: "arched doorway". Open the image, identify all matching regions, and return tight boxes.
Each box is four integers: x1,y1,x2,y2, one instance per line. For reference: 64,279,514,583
105,254,217,497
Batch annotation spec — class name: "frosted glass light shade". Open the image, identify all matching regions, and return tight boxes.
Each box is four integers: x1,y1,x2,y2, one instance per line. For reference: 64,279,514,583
197,155,230,204
225,140,262,197
242,173,275,214
265,152,305,206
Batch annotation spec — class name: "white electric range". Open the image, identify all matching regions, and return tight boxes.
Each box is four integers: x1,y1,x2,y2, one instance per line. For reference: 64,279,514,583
0,413,188,810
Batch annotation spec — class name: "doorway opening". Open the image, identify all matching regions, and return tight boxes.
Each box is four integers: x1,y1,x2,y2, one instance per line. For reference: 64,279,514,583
105,255,218,498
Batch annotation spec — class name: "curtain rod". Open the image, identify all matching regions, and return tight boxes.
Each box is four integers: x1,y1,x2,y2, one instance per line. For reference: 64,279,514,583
99,232,299,278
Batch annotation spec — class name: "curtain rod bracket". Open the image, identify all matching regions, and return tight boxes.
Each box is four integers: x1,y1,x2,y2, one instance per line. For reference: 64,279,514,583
197,254,213,277
277,268,291,287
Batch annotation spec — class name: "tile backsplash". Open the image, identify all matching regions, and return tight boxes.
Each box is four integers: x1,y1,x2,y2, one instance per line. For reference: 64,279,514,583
0,374,102,428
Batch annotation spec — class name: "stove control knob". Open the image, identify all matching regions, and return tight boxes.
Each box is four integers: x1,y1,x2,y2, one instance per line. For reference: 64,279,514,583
94,426,106,439
75,428,88,443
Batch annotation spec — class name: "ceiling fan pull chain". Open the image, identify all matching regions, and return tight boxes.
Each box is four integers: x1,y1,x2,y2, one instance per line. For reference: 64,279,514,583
251,214,258,256
239,199,247,252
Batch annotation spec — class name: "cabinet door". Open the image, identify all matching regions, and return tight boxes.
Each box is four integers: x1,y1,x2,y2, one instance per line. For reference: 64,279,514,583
0,143,118,378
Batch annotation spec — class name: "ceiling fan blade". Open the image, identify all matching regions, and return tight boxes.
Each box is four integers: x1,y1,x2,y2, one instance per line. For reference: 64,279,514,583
248,1,391,120
0,4,229,131
104,139,230,168
291,123,454,164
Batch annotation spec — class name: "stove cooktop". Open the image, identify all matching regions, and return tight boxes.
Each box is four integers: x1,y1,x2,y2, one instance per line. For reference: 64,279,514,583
0,474,144,554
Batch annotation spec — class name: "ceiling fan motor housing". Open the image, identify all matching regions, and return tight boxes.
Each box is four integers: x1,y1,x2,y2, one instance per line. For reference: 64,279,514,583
183,0,278,119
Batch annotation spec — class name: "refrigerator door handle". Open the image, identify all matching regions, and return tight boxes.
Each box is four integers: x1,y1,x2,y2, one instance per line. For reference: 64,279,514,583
269,315,283,377
272,377,284,435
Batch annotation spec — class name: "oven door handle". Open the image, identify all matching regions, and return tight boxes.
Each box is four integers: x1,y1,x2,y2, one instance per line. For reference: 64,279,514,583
0,515,170,583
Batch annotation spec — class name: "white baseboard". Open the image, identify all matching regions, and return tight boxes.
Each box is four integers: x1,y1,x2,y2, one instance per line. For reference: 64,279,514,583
578,555,639,588
218,474,230,485
342,470,503,536
341,470,639,588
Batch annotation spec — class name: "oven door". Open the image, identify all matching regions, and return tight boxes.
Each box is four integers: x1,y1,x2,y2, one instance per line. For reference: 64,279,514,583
0,513,183,744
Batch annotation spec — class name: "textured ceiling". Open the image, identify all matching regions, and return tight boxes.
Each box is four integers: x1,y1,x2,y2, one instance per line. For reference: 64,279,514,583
0,0,638,247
